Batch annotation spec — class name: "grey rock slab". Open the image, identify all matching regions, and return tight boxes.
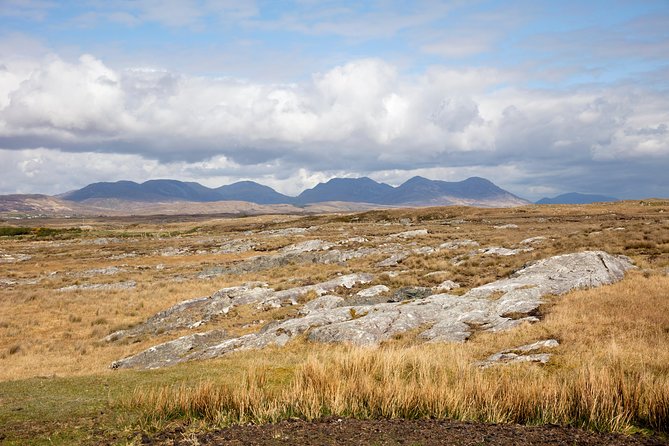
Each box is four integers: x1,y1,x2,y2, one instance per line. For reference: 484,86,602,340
424,271,449,278
520,236,547,245
58,280,136,292
338,236,368,245
110,330,229,370
260,227,312,237
0,277,39,287
388,229,428,239
412,246,435,255
0,253,32,263
478,247,532,256
75,266,124,277
106,273,373,342
213,239,255,254
280,239,332,254
199,247,382,278
376,253,408,267
112,251,633,369
356,285,390,298
478,339,559,368
299,295,345,315
436,280,460,291
439,240,479,250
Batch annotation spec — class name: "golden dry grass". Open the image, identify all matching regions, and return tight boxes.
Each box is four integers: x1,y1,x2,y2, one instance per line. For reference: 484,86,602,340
1,200,668,440
127,272,669,433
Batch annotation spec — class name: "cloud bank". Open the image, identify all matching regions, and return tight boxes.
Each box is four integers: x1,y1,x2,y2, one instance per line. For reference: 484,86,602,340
0,53,667,199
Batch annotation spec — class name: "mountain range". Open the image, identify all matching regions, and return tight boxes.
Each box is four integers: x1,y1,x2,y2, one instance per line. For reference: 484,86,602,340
59,176,530,207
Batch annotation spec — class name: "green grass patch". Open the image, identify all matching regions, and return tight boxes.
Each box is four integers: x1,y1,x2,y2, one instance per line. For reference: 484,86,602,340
0,345,306,445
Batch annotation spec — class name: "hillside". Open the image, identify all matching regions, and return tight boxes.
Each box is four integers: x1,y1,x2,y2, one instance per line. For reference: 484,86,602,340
536,192,619,205
59,176,530,208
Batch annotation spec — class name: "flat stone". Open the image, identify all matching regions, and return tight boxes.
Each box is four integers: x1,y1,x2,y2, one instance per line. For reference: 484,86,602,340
439,240,479,249
75,266,123,277
478,246,532,256
299,295,345,315
214,239,255,254
0,253,32,263
376,253,408,267
280,239,332,253
477,339,560,368
520,236,547,245
436,280,460,291
58,280,136,292
356,285,390,298
389,229,428,239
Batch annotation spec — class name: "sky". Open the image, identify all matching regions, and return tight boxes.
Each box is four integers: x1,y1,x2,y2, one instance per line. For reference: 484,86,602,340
0,0,667,200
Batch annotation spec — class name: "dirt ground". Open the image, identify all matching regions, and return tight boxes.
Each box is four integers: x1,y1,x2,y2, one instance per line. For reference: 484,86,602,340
135,419,669,446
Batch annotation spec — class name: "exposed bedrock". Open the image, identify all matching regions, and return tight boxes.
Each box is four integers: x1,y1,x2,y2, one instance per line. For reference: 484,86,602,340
105,273,373,342
111,251,633,370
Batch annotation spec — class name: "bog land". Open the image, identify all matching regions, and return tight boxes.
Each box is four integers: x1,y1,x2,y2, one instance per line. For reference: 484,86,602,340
0,201,668,445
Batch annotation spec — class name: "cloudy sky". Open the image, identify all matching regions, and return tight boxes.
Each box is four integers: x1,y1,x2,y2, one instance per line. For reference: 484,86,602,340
0,0,667,200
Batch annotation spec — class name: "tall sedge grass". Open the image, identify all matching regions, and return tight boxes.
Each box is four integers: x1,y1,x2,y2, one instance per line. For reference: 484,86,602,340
127,345,669,432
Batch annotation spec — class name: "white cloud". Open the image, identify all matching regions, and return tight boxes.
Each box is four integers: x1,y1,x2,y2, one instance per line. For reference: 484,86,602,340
0,53,667,198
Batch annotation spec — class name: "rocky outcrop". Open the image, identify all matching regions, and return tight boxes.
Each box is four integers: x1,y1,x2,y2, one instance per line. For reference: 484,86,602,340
111,251,633,370
110,330,229,369
105,273,373,342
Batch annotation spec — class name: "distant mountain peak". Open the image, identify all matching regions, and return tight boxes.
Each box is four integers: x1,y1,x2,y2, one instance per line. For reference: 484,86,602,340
60,176,529,208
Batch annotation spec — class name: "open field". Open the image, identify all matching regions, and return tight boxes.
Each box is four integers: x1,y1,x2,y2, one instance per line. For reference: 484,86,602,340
1,201,668,444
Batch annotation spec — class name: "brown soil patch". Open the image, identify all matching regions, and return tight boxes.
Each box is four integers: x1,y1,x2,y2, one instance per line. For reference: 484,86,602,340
137,419,668,446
